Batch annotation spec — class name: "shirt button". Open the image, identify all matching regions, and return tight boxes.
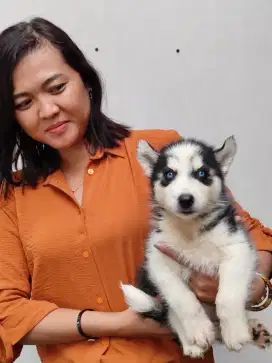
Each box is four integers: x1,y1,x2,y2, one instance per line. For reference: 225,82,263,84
96,296,103,304
83,250,89,258
87,168,94,175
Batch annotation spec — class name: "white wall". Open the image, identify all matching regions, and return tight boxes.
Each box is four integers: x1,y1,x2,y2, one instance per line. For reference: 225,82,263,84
0,1,271,362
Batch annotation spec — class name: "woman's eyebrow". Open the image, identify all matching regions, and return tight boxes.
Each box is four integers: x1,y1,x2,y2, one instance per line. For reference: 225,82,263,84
13,73,64,99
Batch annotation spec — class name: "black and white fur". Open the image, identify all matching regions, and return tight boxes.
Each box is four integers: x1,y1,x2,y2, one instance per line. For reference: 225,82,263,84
121,136,271,358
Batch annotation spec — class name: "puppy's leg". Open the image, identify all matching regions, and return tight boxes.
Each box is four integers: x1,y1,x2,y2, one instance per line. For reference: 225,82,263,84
168,307,208,358
216,243,254,351
147,250,215,348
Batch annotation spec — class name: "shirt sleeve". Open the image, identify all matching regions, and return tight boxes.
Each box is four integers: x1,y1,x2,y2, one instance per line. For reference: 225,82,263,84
231,195,272,252
0,323,19,363
0,189,58,361
153,129,182,149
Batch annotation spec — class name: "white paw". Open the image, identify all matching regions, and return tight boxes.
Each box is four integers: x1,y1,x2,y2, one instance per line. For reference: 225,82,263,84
182,313,215,348
221,319,251,351
182,344,206,358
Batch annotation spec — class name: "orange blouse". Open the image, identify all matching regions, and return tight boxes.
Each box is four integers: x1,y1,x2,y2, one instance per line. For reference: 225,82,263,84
0,129,271,363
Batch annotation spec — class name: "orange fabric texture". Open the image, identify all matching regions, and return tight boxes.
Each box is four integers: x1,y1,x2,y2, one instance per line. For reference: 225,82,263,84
0,129,271,363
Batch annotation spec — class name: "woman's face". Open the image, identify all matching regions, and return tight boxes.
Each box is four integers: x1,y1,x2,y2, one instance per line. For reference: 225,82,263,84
12,44,91,150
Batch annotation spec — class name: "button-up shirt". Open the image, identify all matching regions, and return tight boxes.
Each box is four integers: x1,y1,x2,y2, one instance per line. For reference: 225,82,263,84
0,129,271,363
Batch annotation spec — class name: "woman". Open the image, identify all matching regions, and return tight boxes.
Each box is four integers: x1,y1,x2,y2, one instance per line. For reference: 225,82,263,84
0,17,271,363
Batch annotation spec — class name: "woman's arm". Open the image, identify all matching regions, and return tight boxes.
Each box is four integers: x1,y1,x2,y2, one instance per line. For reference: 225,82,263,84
252,250,272,303
154,246,271,305
20,307,171,345
186,250,271,305
0,191,170,354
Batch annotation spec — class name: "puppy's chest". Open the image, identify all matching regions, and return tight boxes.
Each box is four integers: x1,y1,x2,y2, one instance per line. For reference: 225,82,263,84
154,225,222,271
181,236,221,269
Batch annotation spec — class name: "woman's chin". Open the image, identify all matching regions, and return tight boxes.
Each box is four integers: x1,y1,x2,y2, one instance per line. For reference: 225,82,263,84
45,130,84,151
46,136,82,151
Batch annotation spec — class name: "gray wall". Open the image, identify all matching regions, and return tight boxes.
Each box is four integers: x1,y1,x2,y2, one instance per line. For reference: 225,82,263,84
0,1,271,362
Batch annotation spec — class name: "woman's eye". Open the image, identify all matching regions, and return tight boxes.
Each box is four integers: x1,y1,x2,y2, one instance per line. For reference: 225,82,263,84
50,83,66,94
15,99,32,110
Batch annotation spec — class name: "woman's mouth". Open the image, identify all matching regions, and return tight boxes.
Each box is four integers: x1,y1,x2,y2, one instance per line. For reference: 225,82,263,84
46,121,69,134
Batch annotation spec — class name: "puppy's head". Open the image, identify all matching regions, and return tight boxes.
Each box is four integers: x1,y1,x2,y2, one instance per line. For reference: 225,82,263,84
137,135,237,219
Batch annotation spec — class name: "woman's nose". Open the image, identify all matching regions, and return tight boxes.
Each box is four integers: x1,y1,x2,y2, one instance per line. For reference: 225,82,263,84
38,98,60,120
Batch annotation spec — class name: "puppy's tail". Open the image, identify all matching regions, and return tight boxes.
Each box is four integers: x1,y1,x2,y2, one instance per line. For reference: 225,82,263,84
120,282,161,313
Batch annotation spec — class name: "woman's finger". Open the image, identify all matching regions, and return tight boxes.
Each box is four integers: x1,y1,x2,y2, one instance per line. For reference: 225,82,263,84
154,244,191,268
154,244,179,260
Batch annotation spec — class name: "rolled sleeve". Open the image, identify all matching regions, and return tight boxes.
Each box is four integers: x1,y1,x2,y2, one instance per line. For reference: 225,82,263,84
229,191,272,252
0,190,58,360
0,323,20,363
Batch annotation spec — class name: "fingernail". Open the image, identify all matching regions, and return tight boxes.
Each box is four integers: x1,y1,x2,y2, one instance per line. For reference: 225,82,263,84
154,242,163,248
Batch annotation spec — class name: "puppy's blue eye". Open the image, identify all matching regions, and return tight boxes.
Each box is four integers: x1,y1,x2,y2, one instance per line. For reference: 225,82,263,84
198,170,206,178
197,168,210,180
164,169,176,181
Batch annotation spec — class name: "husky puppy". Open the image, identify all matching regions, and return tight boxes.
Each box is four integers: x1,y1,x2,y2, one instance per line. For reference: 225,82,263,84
121,136,271,358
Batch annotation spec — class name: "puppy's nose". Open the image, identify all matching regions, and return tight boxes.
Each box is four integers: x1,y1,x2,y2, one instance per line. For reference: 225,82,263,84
178,194,194,209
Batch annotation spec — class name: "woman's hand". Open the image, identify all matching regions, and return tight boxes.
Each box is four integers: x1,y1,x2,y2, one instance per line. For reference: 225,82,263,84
188,271,219,304
117,308,171,338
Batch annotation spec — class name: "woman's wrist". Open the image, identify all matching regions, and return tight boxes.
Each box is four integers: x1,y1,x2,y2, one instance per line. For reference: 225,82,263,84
81,310,124,338
251,273,266,305
250,272,272,311
248,251,272,310
81,308,170,339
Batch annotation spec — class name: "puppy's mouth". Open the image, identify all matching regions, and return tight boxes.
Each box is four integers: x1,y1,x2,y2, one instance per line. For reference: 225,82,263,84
178,207,196,216
181,210,194,215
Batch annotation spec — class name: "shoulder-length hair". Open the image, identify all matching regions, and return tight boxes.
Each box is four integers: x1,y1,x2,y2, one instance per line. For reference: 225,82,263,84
0,17,130,195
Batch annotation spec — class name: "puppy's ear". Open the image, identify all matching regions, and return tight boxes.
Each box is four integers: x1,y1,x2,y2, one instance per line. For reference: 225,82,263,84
214,135,237,175
137,140,159,177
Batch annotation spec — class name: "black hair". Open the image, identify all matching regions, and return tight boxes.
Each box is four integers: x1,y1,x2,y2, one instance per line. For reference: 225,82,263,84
0,17,130,196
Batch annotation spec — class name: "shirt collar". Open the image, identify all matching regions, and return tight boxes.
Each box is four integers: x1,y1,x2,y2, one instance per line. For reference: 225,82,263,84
92,140,125,160
42,140,125,186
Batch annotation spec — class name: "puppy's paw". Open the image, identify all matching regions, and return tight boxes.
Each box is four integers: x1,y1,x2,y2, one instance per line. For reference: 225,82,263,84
249,319,272,349
182,344,206,359
221,319,251,351
182,313,215,348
